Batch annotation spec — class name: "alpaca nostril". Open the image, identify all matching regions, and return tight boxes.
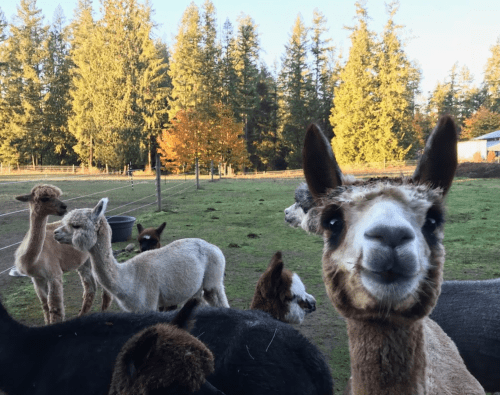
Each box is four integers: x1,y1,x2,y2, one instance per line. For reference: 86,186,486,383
364,225,415,248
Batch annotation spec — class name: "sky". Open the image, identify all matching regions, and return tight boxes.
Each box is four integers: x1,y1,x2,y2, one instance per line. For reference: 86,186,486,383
2,0,500,98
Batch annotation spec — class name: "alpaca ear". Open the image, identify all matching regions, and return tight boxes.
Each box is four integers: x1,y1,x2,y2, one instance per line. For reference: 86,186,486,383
412,115,458,196
171,298,199,331
156,222,167,236
303,123,343,199
123,328,159,379
91,198,109,222
15,194,31,202
267,252,284,298
137,223,144,233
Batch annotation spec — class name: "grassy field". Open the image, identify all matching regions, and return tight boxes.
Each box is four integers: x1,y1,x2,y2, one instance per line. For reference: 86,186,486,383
0,176,499,394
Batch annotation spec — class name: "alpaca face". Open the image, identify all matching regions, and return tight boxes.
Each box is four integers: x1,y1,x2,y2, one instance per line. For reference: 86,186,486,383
137,222,166,252
16,184,67,217
54,198,109,252
251,252,316,324
303,117,457,321
284,202,305,228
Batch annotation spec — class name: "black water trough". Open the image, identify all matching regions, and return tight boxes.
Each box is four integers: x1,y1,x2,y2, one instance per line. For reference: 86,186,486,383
106,216,136,243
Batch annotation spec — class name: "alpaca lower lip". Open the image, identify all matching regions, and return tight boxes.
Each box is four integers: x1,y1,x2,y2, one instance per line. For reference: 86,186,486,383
361,268,413,285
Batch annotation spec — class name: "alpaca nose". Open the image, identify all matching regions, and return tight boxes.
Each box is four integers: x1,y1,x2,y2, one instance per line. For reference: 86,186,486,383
364,224,415,248
61,203,67,210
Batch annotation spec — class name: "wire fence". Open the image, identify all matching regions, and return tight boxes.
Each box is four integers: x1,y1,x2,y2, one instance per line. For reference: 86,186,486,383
0,172,205,278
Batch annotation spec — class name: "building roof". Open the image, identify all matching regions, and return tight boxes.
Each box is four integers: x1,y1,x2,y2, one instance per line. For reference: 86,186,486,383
473,130,500,140
487,141,500,151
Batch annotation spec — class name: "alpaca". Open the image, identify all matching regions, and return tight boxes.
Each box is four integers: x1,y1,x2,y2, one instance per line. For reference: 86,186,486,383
250,251,316,324
429,278,500,393
54,198,229,312
302,116,484,394
109,298,225,395
0,297,333,395
13,184,111,324
137,222,166,252
288,183,500,392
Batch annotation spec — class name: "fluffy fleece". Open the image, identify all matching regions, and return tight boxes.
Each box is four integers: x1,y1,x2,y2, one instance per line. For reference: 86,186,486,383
0,299,333,395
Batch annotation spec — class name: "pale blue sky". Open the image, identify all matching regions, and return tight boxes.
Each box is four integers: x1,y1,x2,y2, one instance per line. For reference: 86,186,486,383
2,0,500,98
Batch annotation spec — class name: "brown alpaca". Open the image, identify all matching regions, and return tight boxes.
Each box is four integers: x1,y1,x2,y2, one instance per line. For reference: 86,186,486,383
250,251,316,324
108,299,219,395
137,222,166,252
302,116,484,394
14,184,111,324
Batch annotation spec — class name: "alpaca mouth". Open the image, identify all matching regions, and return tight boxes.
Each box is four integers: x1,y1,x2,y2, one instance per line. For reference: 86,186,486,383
361,268,414,286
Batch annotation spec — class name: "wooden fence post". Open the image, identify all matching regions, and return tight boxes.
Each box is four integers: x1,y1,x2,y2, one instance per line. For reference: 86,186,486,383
210,160,214,182
156,154,161,212
195,158,200,189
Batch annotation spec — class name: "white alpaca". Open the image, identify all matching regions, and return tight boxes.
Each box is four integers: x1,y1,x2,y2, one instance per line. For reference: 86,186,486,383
54,198,229,312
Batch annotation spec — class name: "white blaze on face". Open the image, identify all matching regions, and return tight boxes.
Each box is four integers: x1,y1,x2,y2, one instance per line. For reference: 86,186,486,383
142,235,151,240
284,273,317,324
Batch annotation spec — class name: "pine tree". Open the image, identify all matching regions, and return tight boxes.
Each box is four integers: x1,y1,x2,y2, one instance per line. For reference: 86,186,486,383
484,36,500,110
220,18,238,110
233,14,260,160
376,2,420,161
0,0,49,166
330,1,379,164
278,14,313,168
43,6,77,164
310,9,335,138
198,0,221,112
168,2,202,119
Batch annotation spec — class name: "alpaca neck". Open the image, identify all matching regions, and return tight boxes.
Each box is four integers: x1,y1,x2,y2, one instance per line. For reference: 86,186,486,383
88,229,125,296
18,211,49,265
347,318,426,395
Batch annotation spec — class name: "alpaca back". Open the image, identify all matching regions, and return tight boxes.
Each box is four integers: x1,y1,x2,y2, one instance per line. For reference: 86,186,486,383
424,317,484,394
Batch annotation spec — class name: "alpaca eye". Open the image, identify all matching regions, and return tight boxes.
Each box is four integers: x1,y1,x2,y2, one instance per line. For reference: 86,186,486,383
40,197,50,202
327,218,343,234
72,224,81,229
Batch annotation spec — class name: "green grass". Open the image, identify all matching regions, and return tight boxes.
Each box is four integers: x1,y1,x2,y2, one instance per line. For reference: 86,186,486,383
1,176,499,393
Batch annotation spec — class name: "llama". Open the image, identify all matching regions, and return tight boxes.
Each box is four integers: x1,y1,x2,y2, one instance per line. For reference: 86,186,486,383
302,116,484,394
54,198,229,312
13,184,111,324
109,298,225,395
250,251,316,324
137,222,167,252
288,180,499,392
0,297,333,395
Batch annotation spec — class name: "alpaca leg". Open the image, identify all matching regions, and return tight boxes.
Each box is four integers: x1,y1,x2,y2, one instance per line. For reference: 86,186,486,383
203,286,229,308
47,277,65,323
76,259,96,316
32,277,50,324
101,289,113,311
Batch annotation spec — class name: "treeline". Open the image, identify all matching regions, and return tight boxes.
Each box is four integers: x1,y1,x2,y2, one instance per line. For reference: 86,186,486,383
1,0,500,171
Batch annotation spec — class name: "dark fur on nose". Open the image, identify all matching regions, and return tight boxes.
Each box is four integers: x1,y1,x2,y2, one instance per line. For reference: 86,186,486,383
299,299,316,313
364,225,415,248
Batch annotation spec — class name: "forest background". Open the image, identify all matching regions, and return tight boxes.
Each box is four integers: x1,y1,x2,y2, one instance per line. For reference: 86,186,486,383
2,0,500,173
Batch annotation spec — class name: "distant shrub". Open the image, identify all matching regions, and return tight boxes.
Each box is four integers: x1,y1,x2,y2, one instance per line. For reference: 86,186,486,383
487,151,496,162
473,152,483,162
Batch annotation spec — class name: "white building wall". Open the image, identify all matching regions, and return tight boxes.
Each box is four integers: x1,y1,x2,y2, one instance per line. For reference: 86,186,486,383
457,140,487,160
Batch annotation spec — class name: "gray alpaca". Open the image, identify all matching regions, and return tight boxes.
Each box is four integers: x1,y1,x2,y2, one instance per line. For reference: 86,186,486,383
54,198,229,312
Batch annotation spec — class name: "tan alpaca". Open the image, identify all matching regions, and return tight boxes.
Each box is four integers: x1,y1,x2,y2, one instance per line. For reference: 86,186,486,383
54,198,230,312
14,185,112,324
302,116,484,395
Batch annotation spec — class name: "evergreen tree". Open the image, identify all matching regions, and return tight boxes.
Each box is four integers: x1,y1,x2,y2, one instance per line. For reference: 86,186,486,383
278,14,313,168
42,6,77,164
0,8,10,158
198,0,220,112
220,18,238,110
376,2,420,161
0,0,49,166
330,1,379,164
310,9,335,138
233,14,260,160
484,36,500,111
168,2,202,119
